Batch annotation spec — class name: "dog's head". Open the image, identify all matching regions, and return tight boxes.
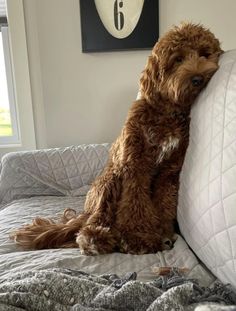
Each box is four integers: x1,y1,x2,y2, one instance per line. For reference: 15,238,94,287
140,23,223,105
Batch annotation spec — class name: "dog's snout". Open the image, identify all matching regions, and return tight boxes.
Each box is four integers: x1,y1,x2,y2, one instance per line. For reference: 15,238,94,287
191,75,204,87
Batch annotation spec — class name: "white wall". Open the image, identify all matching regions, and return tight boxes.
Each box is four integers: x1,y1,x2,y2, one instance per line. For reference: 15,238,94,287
159,0,236,49
23,0,150,148
23,0,236,149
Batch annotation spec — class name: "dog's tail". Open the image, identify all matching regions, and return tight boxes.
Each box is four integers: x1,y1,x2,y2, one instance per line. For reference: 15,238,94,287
10,209,89,250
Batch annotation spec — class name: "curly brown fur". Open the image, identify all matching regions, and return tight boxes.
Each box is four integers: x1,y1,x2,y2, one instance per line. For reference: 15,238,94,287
11,23,222,255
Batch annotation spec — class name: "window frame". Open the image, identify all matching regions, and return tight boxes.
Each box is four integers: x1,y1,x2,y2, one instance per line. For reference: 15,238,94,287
0,26,20,145
0,0,36,156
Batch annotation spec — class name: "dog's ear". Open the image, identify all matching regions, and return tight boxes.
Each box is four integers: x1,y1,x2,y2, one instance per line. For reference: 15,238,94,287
139,50,160,103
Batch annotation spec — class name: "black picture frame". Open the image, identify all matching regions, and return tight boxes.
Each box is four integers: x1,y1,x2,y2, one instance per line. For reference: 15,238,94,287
80,0,159,53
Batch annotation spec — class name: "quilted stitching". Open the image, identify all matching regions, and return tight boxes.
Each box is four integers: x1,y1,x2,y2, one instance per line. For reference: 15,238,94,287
0,144,110,205
178,50,236,287
0,196,215,286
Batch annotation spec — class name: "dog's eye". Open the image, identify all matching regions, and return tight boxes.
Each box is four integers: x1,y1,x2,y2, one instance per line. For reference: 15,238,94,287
199,51,211,58
175,56,184,63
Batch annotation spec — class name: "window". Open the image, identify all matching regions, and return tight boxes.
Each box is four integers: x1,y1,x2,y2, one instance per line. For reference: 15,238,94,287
0,26,20,145
0,0,36,157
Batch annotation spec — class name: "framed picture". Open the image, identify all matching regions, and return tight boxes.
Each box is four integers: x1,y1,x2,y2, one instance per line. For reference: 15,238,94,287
80,0,159,53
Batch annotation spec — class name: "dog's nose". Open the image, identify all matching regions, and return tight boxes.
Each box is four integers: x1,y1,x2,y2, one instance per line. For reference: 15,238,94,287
191,75,204,87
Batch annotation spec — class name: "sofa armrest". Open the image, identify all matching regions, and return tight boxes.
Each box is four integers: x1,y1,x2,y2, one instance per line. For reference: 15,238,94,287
177,50,236,288
0,144,110,206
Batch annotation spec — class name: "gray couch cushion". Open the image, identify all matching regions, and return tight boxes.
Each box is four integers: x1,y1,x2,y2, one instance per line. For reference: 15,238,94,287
178,50,236,287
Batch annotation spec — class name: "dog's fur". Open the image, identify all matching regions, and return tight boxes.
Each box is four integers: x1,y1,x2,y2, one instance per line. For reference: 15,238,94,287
11,23,222,255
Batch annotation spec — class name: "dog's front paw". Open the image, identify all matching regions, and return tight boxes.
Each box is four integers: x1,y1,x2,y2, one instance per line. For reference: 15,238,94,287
76,225,117,255
120,240,149,255
119,232,163,255
76,232,99,255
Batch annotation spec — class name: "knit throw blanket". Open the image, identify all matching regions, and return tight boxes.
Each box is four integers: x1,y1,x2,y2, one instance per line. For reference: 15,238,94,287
0,268,236,311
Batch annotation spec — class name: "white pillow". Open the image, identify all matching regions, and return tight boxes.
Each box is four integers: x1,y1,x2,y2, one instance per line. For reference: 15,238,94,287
178,50,236,287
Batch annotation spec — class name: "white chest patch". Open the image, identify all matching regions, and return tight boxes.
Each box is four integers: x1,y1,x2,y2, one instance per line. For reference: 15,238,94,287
157,136,180,164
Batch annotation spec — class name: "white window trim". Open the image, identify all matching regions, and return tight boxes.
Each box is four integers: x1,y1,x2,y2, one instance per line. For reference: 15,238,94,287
0,26,20,145
0,0,36,156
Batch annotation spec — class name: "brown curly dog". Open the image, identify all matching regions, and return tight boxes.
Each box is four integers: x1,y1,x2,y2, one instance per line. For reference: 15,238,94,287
12,23,222,255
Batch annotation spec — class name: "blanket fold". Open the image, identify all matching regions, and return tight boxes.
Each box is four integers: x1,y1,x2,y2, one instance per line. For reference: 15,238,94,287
0,268,235,311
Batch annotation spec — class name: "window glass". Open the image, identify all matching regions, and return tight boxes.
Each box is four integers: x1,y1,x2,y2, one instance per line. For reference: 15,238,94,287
0,27,20,145
0,30,13,137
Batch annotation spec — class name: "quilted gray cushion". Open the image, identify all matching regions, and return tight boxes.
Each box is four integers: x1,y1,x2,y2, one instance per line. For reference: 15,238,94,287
0,144,110,206
0,195,215,286
178,50,236,287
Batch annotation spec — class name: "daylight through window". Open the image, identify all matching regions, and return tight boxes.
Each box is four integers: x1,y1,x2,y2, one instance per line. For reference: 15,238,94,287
0,30,12,136
0,26,20,145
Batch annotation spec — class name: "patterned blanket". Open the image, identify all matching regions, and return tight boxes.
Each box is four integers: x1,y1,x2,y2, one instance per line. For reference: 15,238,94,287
0,268,235,311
